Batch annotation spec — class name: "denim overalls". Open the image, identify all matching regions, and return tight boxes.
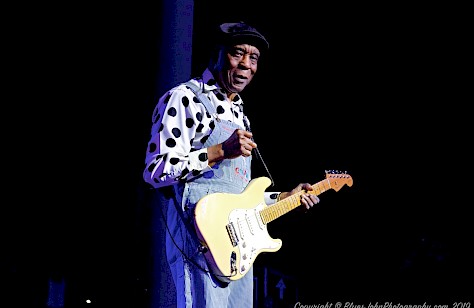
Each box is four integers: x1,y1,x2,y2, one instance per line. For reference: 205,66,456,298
163,82,254,308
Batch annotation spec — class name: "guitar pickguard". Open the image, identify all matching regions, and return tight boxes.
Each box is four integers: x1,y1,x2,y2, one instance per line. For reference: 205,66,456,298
228,202,280,276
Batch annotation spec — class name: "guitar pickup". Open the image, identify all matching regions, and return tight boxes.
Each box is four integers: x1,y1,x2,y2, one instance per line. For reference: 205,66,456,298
226,222,239,247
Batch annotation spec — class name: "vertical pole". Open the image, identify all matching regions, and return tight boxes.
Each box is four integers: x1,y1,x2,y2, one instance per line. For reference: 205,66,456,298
46,276,65,308
155,0,194,98
148,1,194,308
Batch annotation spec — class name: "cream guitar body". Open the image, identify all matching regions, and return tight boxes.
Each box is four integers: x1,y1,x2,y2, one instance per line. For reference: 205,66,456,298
194,171,353,282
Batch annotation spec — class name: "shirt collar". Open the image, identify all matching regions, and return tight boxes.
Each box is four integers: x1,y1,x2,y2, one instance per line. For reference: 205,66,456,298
201,68,218,92
200,68,243,107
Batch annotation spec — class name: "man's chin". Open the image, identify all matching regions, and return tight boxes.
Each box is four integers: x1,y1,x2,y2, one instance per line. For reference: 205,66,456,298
231,84,246,93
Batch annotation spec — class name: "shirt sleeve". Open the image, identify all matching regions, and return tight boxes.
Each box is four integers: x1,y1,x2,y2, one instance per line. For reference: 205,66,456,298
143,87,213,188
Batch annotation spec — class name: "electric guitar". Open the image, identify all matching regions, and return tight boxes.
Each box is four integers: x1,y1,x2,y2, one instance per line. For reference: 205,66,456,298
193,170,353,282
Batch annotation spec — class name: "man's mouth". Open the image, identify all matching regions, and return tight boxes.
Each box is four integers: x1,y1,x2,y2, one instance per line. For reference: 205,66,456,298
234,75,247,83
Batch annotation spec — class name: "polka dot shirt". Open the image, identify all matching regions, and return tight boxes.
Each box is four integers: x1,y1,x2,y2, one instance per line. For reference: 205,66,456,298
143,68,280,204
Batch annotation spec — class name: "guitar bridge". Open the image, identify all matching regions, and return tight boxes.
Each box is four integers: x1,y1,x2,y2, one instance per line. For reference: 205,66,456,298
226,222,239,247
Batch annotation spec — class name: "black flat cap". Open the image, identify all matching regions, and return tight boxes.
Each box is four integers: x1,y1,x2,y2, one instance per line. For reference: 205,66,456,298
219,21,269,52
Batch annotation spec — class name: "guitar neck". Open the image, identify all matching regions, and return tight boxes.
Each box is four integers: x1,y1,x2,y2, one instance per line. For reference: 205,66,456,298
260,179,331,224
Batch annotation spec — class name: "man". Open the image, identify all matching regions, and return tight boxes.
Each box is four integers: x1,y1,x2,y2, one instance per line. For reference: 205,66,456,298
143,21,320,308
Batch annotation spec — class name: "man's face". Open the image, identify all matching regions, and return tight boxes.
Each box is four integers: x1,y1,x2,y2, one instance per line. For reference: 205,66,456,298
216,44,260,94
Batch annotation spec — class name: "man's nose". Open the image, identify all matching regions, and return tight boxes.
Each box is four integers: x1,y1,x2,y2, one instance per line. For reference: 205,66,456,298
239,55,251,68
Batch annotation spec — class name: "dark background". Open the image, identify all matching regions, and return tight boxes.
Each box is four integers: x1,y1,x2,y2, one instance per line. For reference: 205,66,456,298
3,1,471,307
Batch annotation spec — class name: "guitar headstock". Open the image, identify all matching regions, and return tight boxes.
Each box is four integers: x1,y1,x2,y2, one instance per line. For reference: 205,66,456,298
325,170,353,191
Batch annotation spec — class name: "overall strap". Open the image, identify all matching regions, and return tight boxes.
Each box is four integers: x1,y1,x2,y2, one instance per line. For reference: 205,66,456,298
184,81,217,115
184,82,275,186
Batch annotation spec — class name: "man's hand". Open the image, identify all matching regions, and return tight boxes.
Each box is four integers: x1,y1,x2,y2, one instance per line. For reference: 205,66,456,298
279,183,320,211
221,129,257,159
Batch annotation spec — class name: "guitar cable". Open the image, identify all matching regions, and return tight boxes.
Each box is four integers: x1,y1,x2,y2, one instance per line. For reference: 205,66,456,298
156,108,275,282
243,115,276,187
158,197,235,282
